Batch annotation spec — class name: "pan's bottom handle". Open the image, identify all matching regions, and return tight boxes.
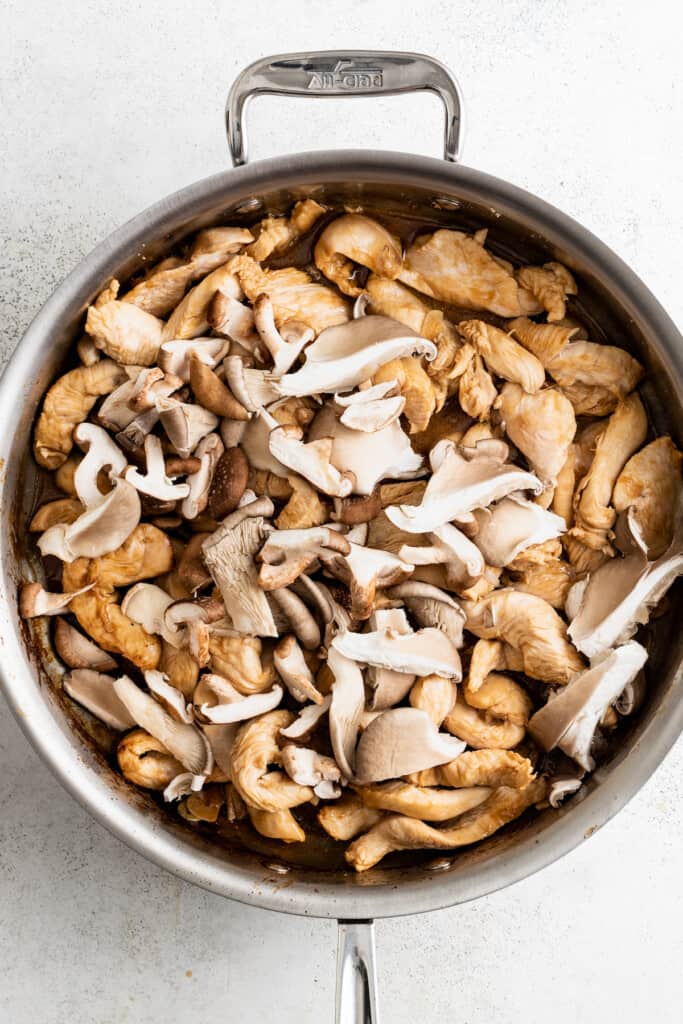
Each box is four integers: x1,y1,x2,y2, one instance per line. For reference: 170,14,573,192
336,919,379,1024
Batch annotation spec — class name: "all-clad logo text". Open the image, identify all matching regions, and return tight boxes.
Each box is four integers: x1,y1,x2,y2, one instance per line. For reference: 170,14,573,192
307,60,383,91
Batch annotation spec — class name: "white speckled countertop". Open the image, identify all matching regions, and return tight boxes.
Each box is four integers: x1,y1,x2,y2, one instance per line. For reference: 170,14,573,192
1,2,681,1021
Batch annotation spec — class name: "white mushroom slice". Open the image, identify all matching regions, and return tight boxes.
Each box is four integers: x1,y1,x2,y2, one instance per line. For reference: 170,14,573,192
53,617,118,670
202,722,239,778
567,545,683,658
125,434,190,501
335,380,398,405
273,635,324,704
157,398,219,457
385,581,466,647
339,394,405,432
163,600,224,665
73,423,127,508
258,527,350,590
366,608,415,711
117,407,160,449
332,626,462,680
548,776,583,807
471,496,566,567
97,377,144,431
157,338,229,381
127,366,183,411
322,542,414,620
163,772,207,802
281,745,344,799
63,669,136,731
113,675,212,775
275,316,437,397
38,478,141,562
253,294,314,376
265,416,353,498
529,641,648,771
19,581,94,618
181,432,224,520
222,356,262,413
386,439,543,534
197,674,283,723
202,511,278,637
307,404,423,496
208,293,259,349
354,707,466,784
279,695,331,740
240,410,288,475
328,646,366,780
220,417,247,449
121,582,175,641
144,669,194,724
399,522,485,583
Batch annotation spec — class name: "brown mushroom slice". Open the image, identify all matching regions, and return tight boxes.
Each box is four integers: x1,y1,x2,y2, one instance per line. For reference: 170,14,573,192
364,608,416,711
462,672,532,726
275,315,436,397
53,617,118,671
333,626,462,680
113,675,211,775
307,404,423,496
443,690,525,749
318,792,384,840
314,214,402,297
612,437,683,559
229,255,351,335
190,226,255,268
471,495,565,568
279,695,331,741
163,264,243,341
354,708,466,784
194,673,283,724
496,383,576,490
33,359,126,470
515,262,577,321
570,394,648,555
457,320,545,393
19,581,94,618
461,589,584,683
157,398,218,458
546,340,643,397
327,646,366,780
386,581,466,648
277,475,330,530
181,433,225,520
386,439,542,534
281,745,344,799
567,544,683,658
85,284,164,365
202,502,278,637
345,780,547,872
409,674,457,727
163,599,225,667
118,729,185,790
29,498,84,532
409,749,535,789
355,781,491,821
268,588,321,650
273,635,324,704
62,669,135,730
247,199,325,260
508,556,576,610
529,640,648,771
508,317,577,361
257,526,350,590
230,710,314,812
547,776,583,807
397,229,532,317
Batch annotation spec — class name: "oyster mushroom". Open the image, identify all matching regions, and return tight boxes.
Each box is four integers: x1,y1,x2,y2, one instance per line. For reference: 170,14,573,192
163,599,225,666
457,319,545,393
207,292,259,351
471,495,566,567
268,588,321,650
280,745,344,799
364,607,416,711
120,582,175,642
157,397,219,458
612,436,683,559
322,539,414,620
266,419,354,498
529,641,648,770
125,433,190,501
409,749,535,789
38,478,141,562
508,316,578,361
567,543,683,658
63,669,136,730
458,352,497,421
496,383,576,490
462,672,532,726
188,352,250,420
53,617,118,671
386,439,543,534
113,675,211,775
279,695,331,741
253,294,314,376
29,498,84,532
194,673,283,723
332,626,462,680
364,274,431,333
273,635,324,704
354,781,490,821
409,674,458,727
180,433,226,520
335,381,405,433
72,423,127,508
444,690,526,749
386,581,466,647
314,213,402,296
354,707,466,784
307,404,423,496
19,581,94,618
545,340,643,397
33,359,127,469
144,669,194,724
157,338,229,381
398,522,485,585
85,282,164,365
461,589,584,683
327,646,366,780
257,527,350,590
371,357,436,434
274,315,436,397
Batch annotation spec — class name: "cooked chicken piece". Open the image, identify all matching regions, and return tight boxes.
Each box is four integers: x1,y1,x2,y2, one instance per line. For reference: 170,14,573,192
563,534,610,574
515,262,577,321
423,313,474,390
551,444,578,526
547,341,643,398
612,436,683,558
570,393,648,555
505,538,563,570
229,255,351,334
507,557,576,609
365,274,431,333
85,282,163,365
466,638,522,692
457,320,545,393
345,780,547,871
496,382,576,486
318,792,384,840
458,352,497,420
410,407,467,456
355,781,491,821
372,356,436,433
409,749,534,789
508,317,577,361
462,671,532,726
398,229,534,317
560,382,622,417
443,690,526,748
314,214,402,296
461,589,584,683
247,199,326,261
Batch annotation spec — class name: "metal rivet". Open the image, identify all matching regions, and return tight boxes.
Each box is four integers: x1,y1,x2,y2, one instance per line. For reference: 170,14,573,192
233,198,263,214
265,861,290,875
424,857,452,872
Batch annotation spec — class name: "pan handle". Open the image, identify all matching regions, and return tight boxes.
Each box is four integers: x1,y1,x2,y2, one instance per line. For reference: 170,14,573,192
226,51,464,166
336,919,379,1024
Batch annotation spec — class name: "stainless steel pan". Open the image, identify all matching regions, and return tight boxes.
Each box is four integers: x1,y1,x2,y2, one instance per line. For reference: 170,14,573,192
1,52,682,1023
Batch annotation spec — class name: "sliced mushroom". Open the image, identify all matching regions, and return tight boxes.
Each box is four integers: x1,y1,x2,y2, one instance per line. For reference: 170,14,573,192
318,792,385,841
386,439,542,534
457,319,545,393
19,581,94,618
281,745,344,799
188,352,250,420
181,433,225,520
53,617,118,670
354,707,466,784
273,635,324,704
124,433,190,501
157,338,229,381
72,423,127,508
336,382,405,432
194,673,283,723
398,522,485,586
496,383,577,490
409,674,457,727
118,729,185,789
279,695,331,740
327,646,366,780
364,607,416,711
229,710,314,812
529,641,648,770
37,478,141,562
471,495,566,567
257,527,350,590
163,263,242,341
120,582,175,642
157,397,219,458
508,316,578,361
386,581,466,647
332,626,462,680
267,418,354,498
63,669,136,730
253,294,314,376
145,669,194,724
268,588,321,650
322,540,414,620
409,749,535,789
612,436,683,559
